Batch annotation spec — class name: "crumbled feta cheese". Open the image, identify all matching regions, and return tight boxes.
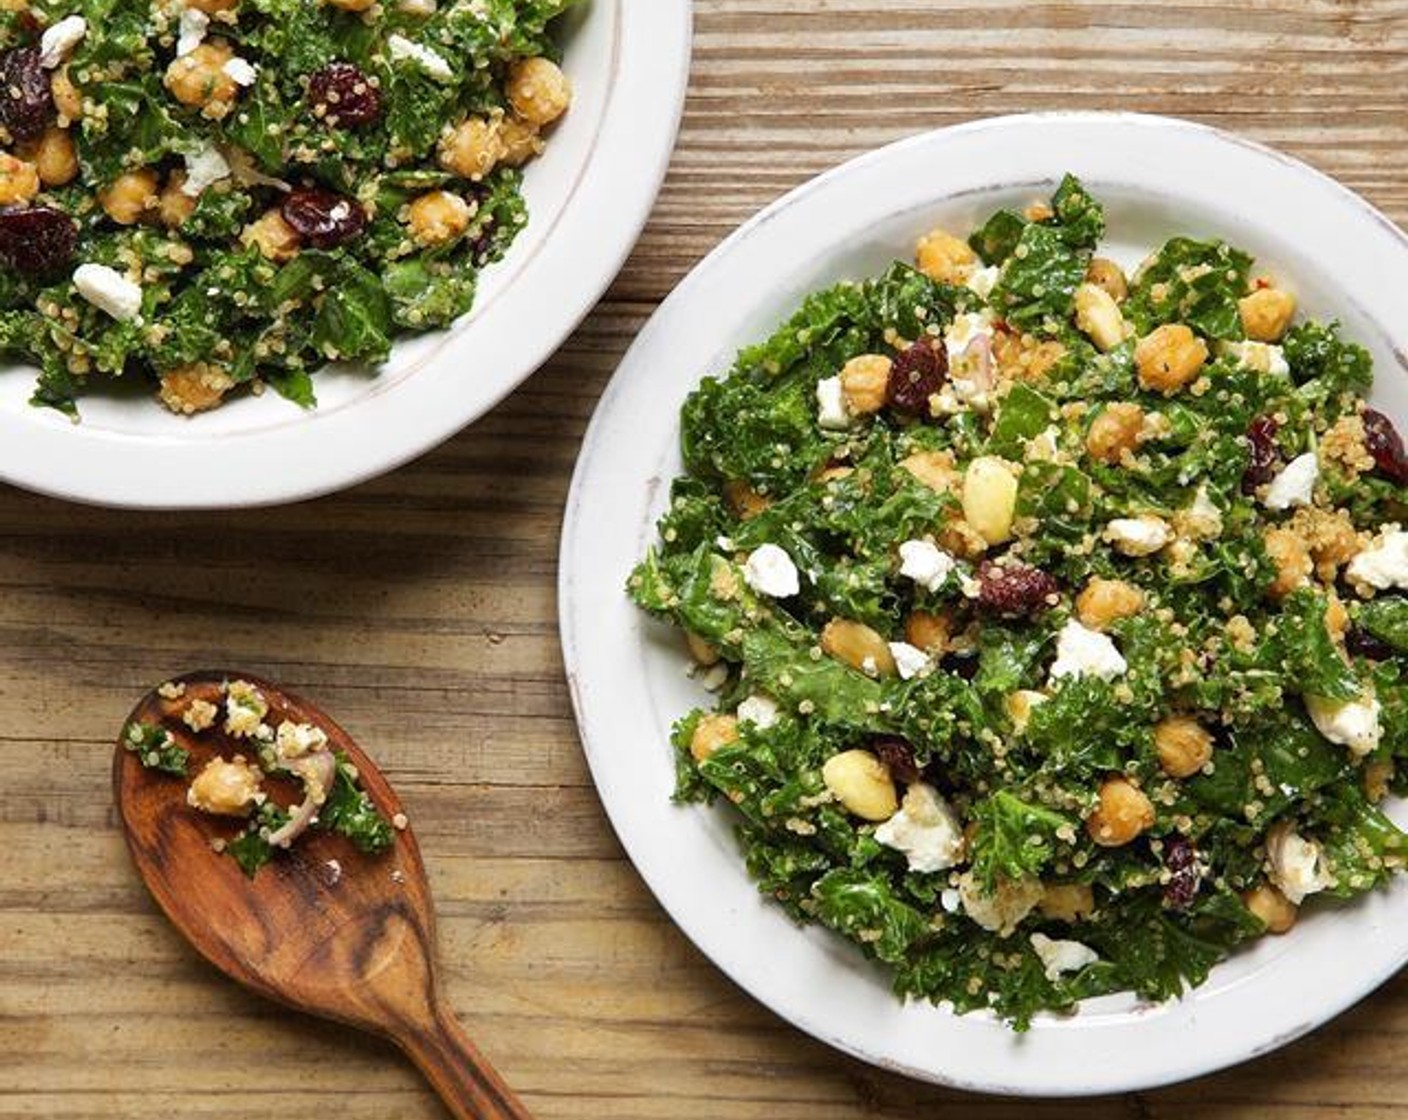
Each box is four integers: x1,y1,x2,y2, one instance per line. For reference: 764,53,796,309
222,56,258,86
72,264,142,321
1029,932,1099,981
1050,618,1127,682
944,311,997,409
944,311,994,363
897,538,956,592
736,694,780,729
387,33,454,81
1182,485,1223,540
1223,340,1290,376
1265,820,1334,904
1263,452,1319,511
743,544,799,598
39,15,85,69
176,7,208,57
223,680,268,739
1104,515,1172,557
275,720,329,760
181,145,230,197
1305,693,1382,757
182,698,217,733
887,641,931,681
1347,527,1408,591
875,783,965,873
815,375,851,430
964,264,1000,300
958,871,1043,936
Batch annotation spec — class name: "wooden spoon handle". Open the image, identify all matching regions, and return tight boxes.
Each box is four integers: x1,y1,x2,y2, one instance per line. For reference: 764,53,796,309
397,1004,534,1120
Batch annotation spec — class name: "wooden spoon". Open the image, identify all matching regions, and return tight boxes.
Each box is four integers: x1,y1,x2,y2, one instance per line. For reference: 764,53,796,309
113,671,532,1120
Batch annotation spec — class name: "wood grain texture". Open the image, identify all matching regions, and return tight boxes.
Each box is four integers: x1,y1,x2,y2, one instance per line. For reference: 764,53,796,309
6,1,1408,1116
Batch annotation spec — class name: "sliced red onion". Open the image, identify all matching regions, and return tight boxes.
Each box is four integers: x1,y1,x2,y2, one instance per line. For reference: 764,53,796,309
266,750,337,849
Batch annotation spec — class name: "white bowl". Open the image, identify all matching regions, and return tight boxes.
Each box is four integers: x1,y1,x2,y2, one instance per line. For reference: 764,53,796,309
0,0,692,509
560,112,1408,1095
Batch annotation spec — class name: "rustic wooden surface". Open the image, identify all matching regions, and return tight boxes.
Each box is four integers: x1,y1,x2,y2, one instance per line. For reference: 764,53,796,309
5,1,1408,1116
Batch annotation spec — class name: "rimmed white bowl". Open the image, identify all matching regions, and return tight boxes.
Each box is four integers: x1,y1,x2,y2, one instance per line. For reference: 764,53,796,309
560,112,1408,1095
0,0,691,509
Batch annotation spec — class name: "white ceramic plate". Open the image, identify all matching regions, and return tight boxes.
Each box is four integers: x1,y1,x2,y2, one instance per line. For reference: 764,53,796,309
0,0,691,509
560,112,1408,1095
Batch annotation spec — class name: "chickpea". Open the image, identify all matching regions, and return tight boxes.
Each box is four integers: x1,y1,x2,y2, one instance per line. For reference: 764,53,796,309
1242,882,1297,934
240,208,302,262
51,67,83,123
1239,287,1296,342
0,153,39,205
1075,577,1144,631
1364,758,1394,803
1264,526,1312,599
821,618,897,677
164,41,239,119
904,610,952,654
187,755,263,816
961,456,1018,545
185,0,240,12
1038,882,1095,923
497,115,544,167
506,56,572,128
839,354,891,416
158,172,198,229
323,0,375,10
1085,402,1144,464
19,126,78,187
822,749,899,822
1073,282,1128,352
685,631,720,667
899,450,959,495
438,115,506,181
1085,257,1128,302
689,713,739,763
1023,201,1054,222
1135,324,1208,393
1086,776,1155,847
158,362,235,415
914,226,976,285
1153,715,1214,779
723,479,770,520
98,169,159,225
406,189,473,247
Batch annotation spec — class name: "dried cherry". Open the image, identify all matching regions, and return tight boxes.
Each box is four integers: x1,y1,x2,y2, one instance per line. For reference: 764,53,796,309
1162,835,1200,910
281,188,367,249
1241,414,1281,494
1361,408,1408,485
886,338,947,415
0,46,54,143
1346,626,1395,661
871,737,920,785
976,560,1059,617
307,63,382,129
0,205,77,277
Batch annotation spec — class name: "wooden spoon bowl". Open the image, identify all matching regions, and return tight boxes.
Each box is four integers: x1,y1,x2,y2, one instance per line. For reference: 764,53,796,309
113,671,531,1120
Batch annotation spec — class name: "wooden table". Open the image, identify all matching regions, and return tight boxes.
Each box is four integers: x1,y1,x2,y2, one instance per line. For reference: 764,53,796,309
6,2,1408,1116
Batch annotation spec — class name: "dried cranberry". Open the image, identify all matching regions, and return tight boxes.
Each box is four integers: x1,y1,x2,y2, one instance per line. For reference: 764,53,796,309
886,338,948,415
1346,626,1395,661
0,205,77,277
1361,408,1408,485
307,63,382,129
0,46,55,143
871,737,920,784
1241,415,1281,494
1162,835,1201,910
976,560,1060,617
941,652,980,681
281,188,367,249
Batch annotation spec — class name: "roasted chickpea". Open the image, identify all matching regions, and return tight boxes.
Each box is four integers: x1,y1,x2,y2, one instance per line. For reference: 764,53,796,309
99,168,160,225
821,618,897,677
406,189,473,246
438,115,505,181
822,749,898,822
1153,715,1214,779
689,713,739,763
1264,526,1312,599
723,479,770,520
904,610,952,654
1085,402,1144,464
914,226,976,285
187,755,263,815
19,126,78,187
684,631,720,667
164,41,240,118
1364,758,1394,804
158,172,198,229
1023,201,1054,222
1242,881,1297,934
1086,776,1155,847
899,450,959,495
1038,882,1095,923
497,115,544,167
185,0,240,12
158,362,235,415
505,56,572,127
1075,577,1144,631
1085,257,1128,302
0,153,39,205
1135,323,1208,393
50,67,83,122
240,208,302,262
1239,287,1296,342
839,354,892,416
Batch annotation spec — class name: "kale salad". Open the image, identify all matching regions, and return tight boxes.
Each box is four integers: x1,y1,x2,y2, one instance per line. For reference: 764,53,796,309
0,0,574,416
629,175,1408,1028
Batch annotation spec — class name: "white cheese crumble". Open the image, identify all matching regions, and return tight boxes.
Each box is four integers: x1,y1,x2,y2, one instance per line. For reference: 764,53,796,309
887,641,931,681
1305,693,1383,757
874,783,965,873
1050,618,1127,682
736,694,780,729
274,720,328,759
944,311,996,409
1347,527,1408,591
743,544,800,599
1265,820,1334,905
1029,932,1099,982
897,538,955,592
39,15,85,69
1224,340,1290,376
387,33,454,81
1183,484,1223,541
181,145,230,197
815,375,851,430
1263,451,1319,511
72,264,142,321
176,7,209,57
964,264,1000,300
222,56,258,86
944,310,994,364
1104,515,1172,557
957,872,1043,937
